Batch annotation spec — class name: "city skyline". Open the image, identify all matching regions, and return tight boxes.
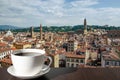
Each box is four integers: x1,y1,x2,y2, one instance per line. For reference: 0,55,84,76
0,0,120,27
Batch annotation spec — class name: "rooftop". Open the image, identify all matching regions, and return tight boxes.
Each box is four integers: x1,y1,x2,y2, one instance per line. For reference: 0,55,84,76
65,53,85,59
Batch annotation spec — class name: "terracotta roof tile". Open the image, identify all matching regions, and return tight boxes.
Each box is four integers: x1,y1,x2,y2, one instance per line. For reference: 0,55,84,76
65,53,85,58
0,42,7,47
0,57,12,64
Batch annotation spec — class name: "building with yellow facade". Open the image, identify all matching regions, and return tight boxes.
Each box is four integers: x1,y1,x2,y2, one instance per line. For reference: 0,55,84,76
13,42,32,49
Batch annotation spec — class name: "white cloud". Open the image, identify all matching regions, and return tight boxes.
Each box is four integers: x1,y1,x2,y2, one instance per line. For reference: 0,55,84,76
70,0,98,7
0,0,120,27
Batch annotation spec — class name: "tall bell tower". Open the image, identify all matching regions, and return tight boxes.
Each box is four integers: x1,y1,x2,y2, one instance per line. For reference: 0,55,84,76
84,18,87,35
40,24,42,40
31,27,34,38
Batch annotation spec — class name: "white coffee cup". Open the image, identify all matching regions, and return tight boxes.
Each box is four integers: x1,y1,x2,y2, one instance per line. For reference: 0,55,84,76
11,49,52,76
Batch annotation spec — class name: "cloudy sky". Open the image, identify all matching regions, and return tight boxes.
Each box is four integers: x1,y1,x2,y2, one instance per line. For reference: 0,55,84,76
0,0,120,27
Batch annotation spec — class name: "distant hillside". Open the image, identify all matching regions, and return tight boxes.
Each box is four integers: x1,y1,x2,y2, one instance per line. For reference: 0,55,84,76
13,25,120,32
1,25,120,32
32,25,120,32
0,25,21,30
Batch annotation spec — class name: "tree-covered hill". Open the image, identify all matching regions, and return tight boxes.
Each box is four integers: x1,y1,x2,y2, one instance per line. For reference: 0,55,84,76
1,25,120,32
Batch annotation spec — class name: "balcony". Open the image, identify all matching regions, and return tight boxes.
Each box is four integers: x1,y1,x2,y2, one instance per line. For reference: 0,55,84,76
0,67,120,80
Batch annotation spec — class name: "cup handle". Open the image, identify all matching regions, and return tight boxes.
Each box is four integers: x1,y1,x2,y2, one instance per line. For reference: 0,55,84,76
42,56,52,71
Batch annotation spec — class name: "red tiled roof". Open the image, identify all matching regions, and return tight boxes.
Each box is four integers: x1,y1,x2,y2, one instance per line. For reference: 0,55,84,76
14,42,31,45
79,48,86,52
0,42,7,47
45,42,52,45
103,54,120,60
65,53,85,59
3,36,14,42
0,57,12,64
0,48,13,53
11,47,16,50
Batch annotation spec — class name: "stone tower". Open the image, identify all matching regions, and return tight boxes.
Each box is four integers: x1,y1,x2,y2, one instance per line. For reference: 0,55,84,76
83,18,90,65
84,18,87,34
40,24,42,40
31,27,34,38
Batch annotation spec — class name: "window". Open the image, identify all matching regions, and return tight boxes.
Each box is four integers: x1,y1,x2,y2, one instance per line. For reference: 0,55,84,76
106,61,109,65
71,49,74,52
71,47,74,49
67,63,69,67
71,58,74,62
76,59,79,62
110,35,112,37
67,58,70,62
69,44,71,46
80,59,84,63
71,44,74,46
116,62,119,66
112,61,115,66
117,62,120,66
76,64,79,67
71,64,74,67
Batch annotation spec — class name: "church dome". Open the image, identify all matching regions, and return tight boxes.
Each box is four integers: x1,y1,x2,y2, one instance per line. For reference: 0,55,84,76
5,30,13,37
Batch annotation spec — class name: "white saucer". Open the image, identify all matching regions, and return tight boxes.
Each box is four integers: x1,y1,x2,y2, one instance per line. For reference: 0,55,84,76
7,65,50,79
